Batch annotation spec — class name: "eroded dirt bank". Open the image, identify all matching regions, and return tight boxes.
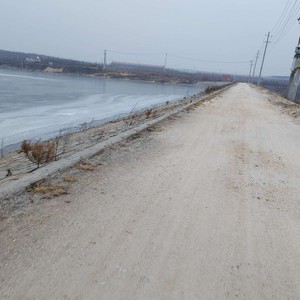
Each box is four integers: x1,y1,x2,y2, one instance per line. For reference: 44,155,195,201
1,83,300,299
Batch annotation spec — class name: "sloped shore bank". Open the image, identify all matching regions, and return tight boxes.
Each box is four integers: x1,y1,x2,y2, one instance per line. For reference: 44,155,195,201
0,84,234,215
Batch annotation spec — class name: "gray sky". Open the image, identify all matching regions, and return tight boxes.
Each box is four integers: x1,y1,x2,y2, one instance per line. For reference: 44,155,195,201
1,0,300,76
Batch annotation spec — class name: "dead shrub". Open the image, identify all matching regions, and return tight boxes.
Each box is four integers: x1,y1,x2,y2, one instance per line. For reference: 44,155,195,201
63,174,77,182
124,103,143,126
21,140,57,169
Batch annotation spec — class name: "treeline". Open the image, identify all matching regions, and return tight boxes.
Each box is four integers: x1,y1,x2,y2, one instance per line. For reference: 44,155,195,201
0,49,103,74
109,61,234,82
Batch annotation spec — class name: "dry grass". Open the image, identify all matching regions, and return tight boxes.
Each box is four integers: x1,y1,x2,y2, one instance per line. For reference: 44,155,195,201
29,182,67,197
63,173,77,182
128,133,142,141
145,108,153,119
168,115,180,121
76,162,95,171
108,144,116,150
119,142,128,147
150,110,159,119
270,98,300,118
195,101,204,107
147,125,164,132
186,105,197,111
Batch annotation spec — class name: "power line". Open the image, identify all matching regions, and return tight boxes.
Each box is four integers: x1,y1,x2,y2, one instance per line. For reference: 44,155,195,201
167,54,250,64
106,50,250,65
269,19,299,52
272,0,294,37
277,3,300,35
274,4,300,44
270,0,300,49
275,0,299,36
107,49,163,56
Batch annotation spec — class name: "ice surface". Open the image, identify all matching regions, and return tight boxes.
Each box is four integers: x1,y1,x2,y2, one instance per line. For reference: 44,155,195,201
0,69,206,147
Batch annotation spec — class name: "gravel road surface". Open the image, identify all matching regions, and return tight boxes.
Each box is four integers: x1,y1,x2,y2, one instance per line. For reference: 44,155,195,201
1,83,300,299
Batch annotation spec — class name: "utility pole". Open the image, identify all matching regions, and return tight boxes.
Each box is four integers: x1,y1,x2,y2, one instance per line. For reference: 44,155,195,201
287,17,300,102
258,32,271,85
252,51,260,83
287,37,300,101
248,60,253,83
103,50,107,70
233,73,236,82
163,53,168,73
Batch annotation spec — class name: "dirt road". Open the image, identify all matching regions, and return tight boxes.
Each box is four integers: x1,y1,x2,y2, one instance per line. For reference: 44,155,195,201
1,83,300,299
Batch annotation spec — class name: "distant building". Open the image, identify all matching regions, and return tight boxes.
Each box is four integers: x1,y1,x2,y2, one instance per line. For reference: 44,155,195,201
25,56,41,63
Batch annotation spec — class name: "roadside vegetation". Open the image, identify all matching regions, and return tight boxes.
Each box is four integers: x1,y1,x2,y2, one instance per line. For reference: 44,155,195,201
21,140,57,171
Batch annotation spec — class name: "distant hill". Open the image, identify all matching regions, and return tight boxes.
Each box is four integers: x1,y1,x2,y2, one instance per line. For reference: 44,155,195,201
0,49,102,74
0,48,293,97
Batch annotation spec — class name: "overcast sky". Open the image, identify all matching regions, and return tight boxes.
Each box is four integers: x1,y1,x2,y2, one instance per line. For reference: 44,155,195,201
1,0,300,76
